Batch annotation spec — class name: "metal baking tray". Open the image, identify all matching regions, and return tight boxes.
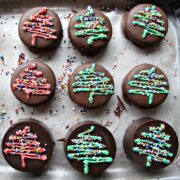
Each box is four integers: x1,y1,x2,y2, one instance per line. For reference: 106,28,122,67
0,0,180,179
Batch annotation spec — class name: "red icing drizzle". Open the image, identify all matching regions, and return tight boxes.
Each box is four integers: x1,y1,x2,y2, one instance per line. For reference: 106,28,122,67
22,7,58,46
4,126,47,168
13,63,51,100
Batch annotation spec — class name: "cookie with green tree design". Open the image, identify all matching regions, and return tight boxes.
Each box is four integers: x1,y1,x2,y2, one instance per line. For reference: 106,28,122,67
122,4,168,46
123,117,178,170
68,6,112,55
68,63,114,108
122,63,169,108
65,121,116,175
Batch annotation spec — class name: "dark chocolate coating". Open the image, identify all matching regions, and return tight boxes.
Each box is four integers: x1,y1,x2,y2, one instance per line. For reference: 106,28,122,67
2,118,54,172
122,63,169,108
18,7,62,52
122,4,168,46
11,61,56,106
123,117,178,170
68,8,112,55
68,63,114,108
64,121,116,175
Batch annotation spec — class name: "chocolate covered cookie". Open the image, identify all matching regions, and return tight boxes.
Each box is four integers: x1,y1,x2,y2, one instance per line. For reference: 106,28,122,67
68,63,114,108
122,64,169,108
19,7,62,52
123,117,178,170
11,61,56,105
64,121,116,175
68,6,112,55
122,4,168,46
2,118,54,172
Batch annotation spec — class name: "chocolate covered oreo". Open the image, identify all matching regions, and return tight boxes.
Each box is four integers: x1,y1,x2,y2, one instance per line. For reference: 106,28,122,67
11,61,56,105
64,121,116,175
68,63,114,108
122,4,168,46
122,64,169,108
2,118,54,172
123,117,178,170
19,7,63,52
68,6,112,55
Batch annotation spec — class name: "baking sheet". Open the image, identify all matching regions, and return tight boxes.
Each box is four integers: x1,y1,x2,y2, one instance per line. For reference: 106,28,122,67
0,1,180,179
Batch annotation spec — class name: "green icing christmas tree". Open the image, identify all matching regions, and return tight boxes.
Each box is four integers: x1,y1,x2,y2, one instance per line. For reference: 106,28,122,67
133,124,173,167
128,66,169,104
67,126,113,174
74,6,109,45
72,63,114,104
132,5,166,38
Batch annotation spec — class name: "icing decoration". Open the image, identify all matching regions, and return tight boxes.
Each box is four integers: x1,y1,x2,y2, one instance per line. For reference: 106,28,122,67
72,63,114,104
67,126,113,174
133,124,173,167
23,7,57,46
128,66,169,104
132,5,166,38
13,63,51,100
4,126,47,168
74,6,109,45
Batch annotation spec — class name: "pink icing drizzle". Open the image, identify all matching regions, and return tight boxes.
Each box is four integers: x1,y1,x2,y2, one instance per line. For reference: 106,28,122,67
4,126,47,168
22,7,58,46
13,63,51,100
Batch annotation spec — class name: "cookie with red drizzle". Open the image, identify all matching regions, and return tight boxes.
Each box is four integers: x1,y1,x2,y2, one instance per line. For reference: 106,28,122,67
11,61,56,105
19,7,62,52
2,118,54,172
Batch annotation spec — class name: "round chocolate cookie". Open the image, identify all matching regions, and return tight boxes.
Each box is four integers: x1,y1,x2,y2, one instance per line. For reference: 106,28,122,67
122,63,169,108
123,117,178,170
122,4,168,46
2,118,55,172
64,121,116,175
19,7,62,52
11,61,56,106
68,63,114,108
68,6,112,55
